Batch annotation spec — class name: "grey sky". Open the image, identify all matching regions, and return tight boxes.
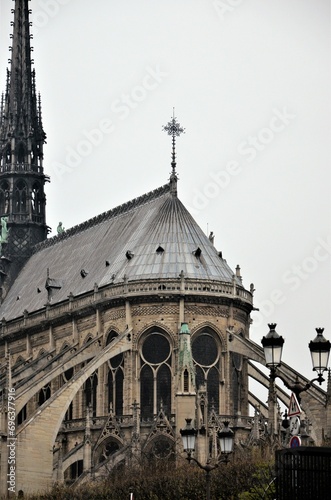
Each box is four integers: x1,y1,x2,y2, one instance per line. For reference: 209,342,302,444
0,0,330,389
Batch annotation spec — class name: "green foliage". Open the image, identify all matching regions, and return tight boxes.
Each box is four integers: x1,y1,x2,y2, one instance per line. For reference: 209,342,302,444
238,462,276,500
10,456,275,500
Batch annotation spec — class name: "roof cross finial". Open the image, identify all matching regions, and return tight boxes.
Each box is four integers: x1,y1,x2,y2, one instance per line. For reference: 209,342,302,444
162,108,185,178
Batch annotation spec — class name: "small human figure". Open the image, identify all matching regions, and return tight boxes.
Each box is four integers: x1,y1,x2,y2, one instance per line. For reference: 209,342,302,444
209,231,215,245
57,221,65,234
0,216,9,243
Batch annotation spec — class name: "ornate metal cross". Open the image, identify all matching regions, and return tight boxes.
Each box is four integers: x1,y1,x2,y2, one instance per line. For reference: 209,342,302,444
162,109,185,175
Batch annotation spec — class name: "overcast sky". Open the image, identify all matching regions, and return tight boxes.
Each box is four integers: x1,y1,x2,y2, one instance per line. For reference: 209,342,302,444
0,0,330,392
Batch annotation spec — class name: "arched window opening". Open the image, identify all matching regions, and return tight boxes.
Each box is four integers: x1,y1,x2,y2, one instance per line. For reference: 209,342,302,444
5,145,11,164
14,181,27,213
107,330,124,416
232,352,243,414
106,331,118,345
140,364,153,420
192,330,220,413
69,460,83,481
140,331,172,419
115,369,124,415
85,372,98,417
31,183,42,214
157,364,171,416
17,404,27,425
107,368,124,416
183,369,189,392
64,367,73,381
31,145,38,169
207,367,220,411
17,143,25,164
84,335,93,344
107,331,124,369
38,384,51,406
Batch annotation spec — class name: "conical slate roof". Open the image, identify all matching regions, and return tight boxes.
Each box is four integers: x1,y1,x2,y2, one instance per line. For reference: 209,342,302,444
0,182,242,320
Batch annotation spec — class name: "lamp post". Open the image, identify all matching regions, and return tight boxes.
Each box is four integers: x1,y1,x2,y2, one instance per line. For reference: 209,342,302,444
309,328,331,384
261,323,284,377
261,324,331,441
261,324,330,394
180,419,234,500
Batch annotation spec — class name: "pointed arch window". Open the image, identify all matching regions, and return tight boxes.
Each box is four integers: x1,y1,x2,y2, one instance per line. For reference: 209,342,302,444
38,384,51,406
108,368,124,416
207,366,219,411
157,364,171,415
192,329,220,413
31,182,43,214
14,180,27,213
140,331,172,420
3,144,11,166
183,369,189,392
141,364,154,420
232,352,243,414
85,372,98,417
69,460,83,481
31,145,39,170
17,142,25,165
106,330,124,416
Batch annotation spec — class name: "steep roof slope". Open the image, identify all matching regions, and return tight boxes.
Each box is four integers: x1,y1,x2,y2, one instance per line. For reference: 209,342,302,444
0,183,240,320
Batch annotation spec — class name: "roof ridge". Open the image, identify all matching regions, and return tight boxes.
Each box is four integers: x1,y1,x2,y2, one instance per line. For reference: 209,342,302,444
33,183,171,253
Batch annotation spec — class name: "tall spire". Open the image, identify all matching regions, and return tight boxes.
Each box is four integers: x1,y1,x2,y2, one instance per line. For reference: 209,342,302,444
1,1,46,148
163,109,185,195
0,0,49,297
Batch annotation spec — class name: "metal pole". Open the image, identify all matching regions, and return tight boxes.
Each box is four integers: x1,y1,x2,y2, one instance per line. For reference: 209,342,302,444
206,469,211,500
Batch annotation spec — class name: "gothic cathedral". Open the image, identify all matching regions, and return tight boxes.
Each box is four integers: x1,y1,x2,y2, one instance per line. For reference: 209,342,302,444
0,2,329,496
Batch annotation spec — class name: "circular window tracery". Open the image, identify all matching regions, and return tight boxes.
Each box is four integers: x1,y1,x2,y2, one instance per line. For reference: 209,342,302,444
192,333,218,366
141,333,170,364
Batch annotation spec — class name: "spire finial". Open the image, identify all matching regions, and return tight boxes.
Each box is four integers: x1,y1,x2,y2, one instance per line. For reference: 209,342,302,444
162,108,185,179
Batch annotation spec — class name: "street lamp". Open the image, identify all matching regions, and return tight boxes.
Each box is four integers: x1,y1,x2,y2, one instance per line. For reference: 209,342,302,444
261,323,284,375
309,328,331,384
180,418,197,455
180,419,234,500
261,324,331,400
218,421,234,455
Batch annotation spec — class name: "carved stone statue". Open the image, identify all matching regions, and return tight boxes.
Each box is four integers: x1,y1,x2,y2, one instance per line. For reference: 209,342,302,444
0,217,8,242
209,231,215,245
57,221,65,234
0,216,9,255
